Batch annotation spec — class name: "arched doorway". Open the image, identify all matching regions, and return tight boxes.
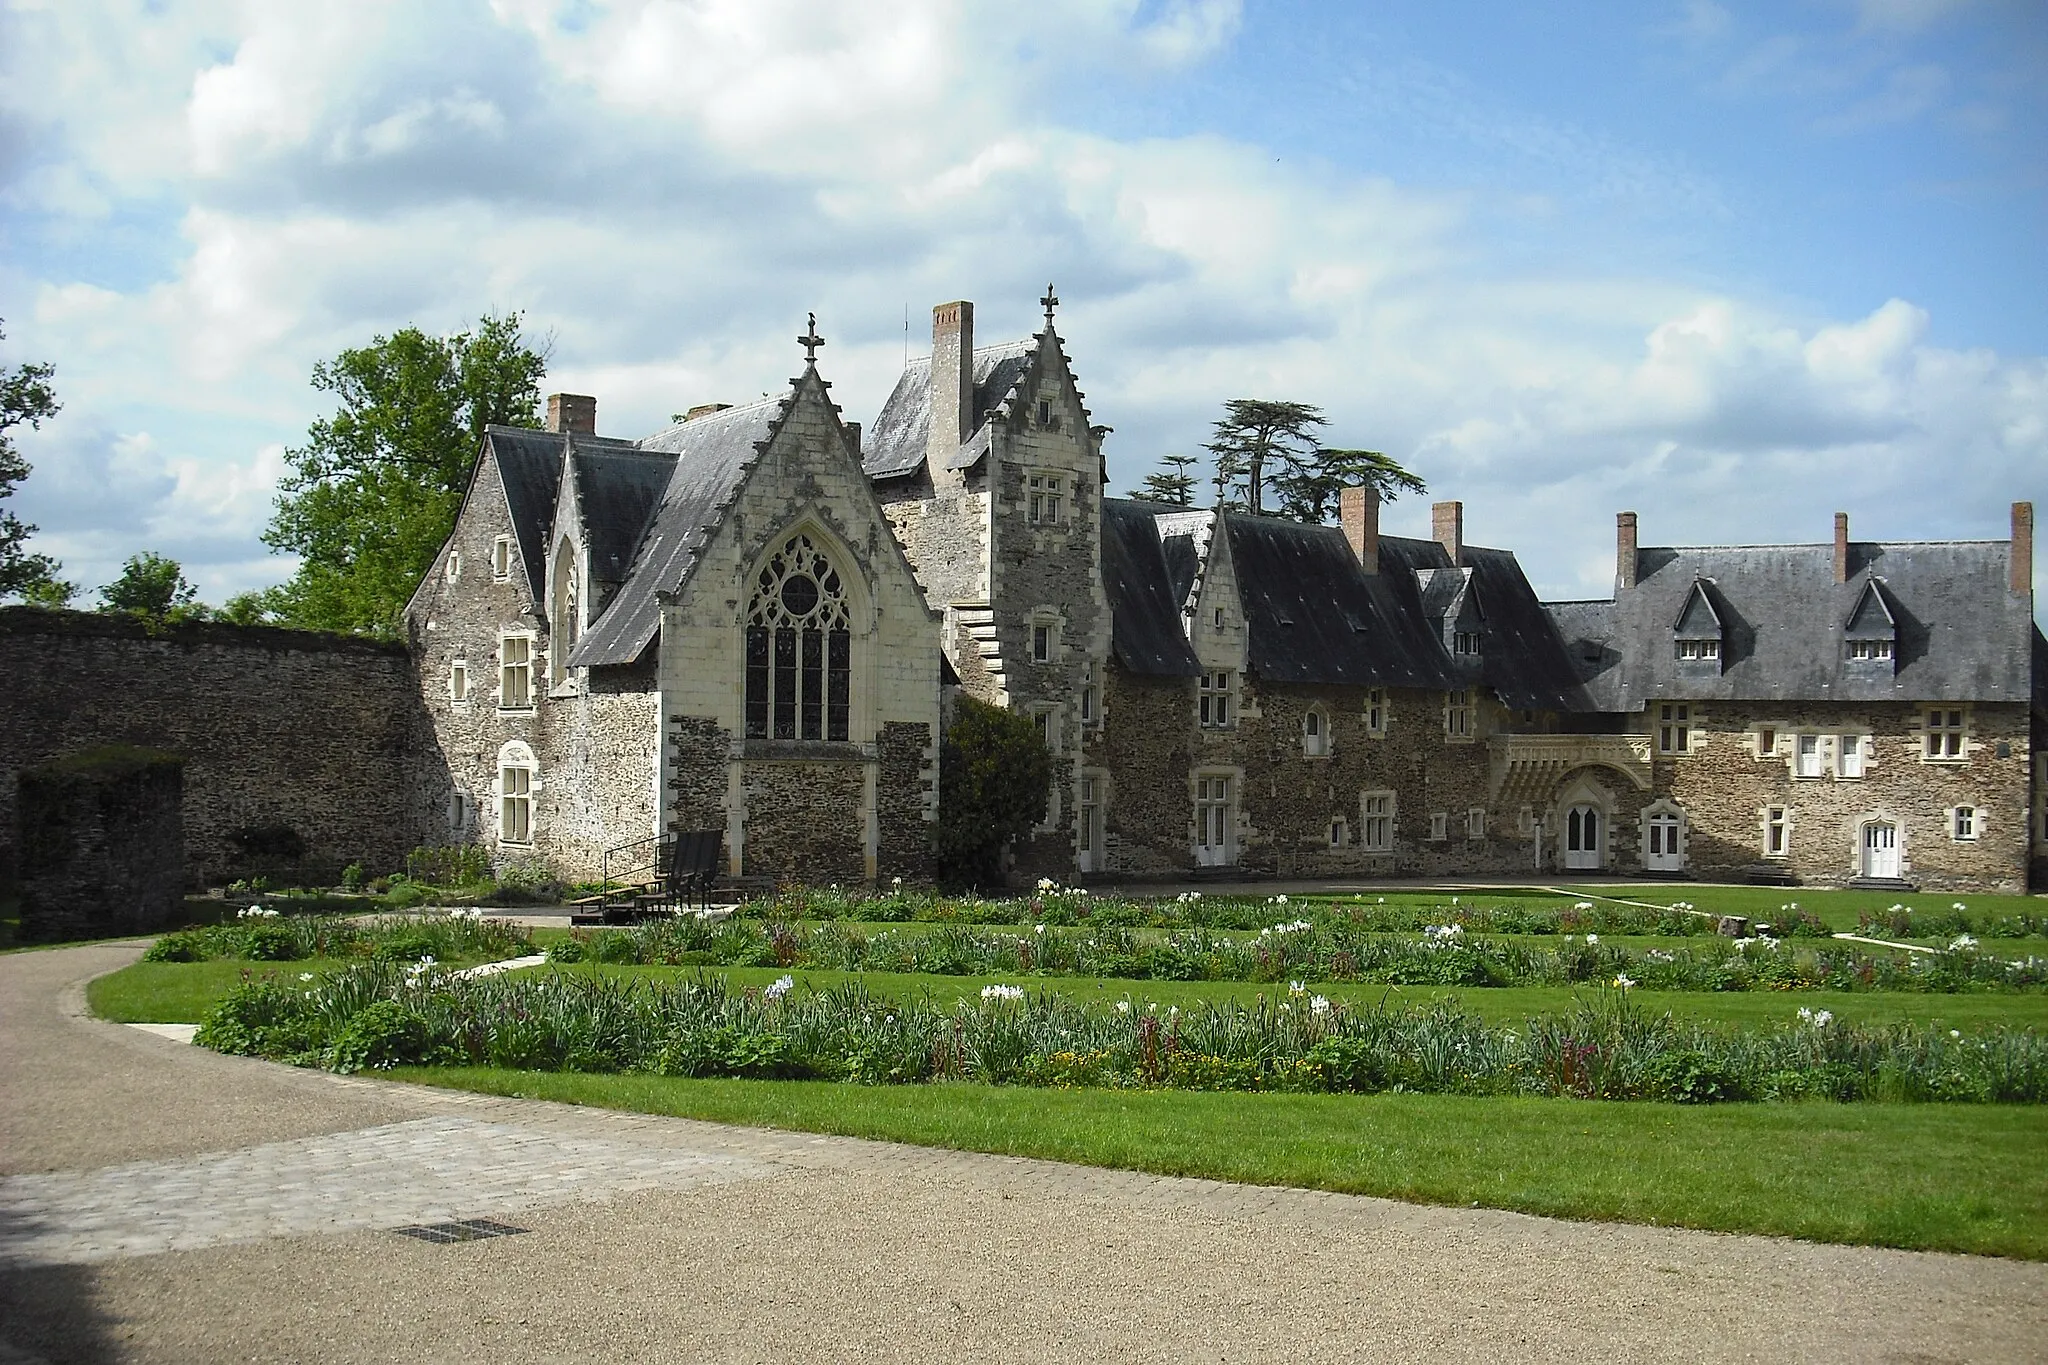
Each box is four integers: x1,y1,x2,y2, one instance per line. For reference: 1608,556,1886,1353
1642,804,1686,873
1860,820,1900,879
1564,804,1602,870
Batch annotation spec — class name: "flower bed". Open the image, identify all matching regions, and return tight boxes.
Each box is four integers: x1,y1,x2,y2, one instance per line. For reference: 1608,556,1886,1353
142,908,533,964
195,964,2048,1104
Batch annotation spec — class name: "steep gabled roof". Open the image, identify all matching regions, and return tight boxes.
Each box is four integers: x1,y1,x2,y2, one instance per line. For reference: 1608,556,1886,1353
481,426,572,602
568,396,787,667
861,339,1037,479
1554,540,2032,708
1459,545,1595,711
1843,578,1898,637
1102,500,1202,676
1673,580,1723,636
568,442,677,585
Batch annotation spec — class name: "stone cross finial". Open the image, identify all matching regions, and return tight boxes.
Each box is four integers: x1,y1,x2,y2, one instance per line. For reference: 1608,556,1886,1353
1041,283,1059,328
799,312,825,365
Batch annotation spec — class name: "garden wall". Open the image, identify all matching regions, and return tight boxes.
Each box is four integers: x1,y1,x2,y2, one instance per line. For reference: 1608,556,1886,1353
0,607,432,889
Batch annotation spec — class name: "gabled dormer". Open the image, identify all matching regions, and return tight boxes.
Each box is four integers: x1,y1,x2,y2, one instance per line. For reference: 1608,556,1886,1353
1672,579,1724,672
1843,578,1899,671
1415,565,1484,664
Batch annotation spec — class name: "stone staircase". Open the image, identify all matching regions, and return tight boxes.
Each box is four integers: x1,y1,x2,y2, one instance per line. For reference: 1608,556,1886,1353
948,604,1007,695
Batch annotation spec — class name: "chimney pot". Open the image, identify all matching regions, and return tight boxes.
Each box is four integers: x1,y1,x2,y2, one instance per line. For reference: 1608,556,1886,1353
2015,501,2035,596
843,420,862,457
1834,511,1851,584
1432,500,1463,564
1341,485,1380,575
1616,512,1639,591
926,301,975,476
545,393,596,436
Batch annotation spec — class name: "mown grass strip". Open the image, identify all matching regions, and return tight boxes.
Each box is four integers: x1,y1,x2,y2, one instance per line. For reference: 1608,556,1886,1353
393,1066,2048,1260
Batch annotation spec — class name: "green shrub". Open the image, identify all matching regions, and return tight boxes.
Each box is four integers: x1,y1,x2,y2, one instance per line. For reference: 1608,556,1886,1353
932,696,1051,890
327,999,424,1073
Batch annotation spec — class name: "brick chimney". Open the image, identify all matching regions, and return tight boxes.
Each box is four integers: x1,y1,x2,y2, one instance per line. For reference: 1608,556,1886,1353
1616,512,1638,591
1432,500,1463,564
1340,485,1380,575
546,393,596,435
2015,501,2035,596
1834,511,1851,584
927,301,974,473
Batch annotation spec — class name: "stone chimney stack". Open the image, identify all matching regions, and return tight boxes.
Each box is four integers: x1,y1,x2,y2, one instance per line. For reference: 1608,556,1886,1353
1340,485,1380,575
927,301,974,473
546,393,596,436
1616,512,1638,591
1834,512,1851,584
1432,500,1463,564
2015,501,2035,596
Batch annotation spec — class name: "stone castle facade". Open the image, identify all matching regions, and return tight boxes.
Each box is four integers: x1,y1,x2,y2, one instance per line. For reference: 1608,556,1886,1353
407,298,2047,893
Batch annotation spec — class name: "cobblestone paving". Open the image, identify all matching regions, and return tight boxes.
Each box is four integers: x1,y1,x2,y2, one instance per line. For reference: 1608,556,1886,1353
0,1115,776,1265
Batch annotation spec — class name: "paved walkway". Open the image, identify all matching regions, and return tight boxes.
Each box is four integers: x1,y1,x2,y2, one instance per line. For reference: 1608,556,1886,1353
4,942,2047,1363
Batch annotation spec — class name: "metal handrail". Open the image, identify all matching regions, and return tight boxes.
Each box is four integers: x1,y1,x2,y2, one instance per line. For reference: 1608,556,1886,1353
601,831,673,889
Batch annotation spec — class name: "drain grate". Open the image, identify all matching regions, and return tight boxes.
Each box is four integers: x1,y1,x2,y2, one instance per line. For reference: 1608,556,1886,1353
393,1218,530,1244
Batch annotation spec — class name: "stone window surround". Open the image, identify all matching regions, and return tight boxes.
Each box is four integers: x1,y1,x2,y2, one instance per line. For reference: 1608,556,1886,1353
1947,805,1982,842
1029,612,1062,664
1762,804,1793,859
1655,701,1697,756
1428,811,1449,842
1852,810,1909,877
1443,688,1475,745
1078,663,1101,727
1327,815,1348,848
497,631,537,712
1918,706,1971,763
1359,789,1396,852
1363,688,1389,738
1198,670,1235,729
491,534,513,582
547,533,584,695
445,549,461,584
1024,469,1067,526
1464,807,1486,840
495,740,539,847
449,657,469,704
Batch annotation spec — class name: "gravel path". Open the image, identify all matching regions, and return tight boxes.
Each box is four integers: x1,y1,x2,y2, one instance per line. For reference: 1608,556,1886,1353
3,941,2046,1363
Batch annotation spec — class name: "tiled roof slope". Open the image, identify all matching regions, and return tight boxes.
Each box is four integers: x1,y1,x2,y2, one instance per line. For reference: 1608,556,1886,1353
568,396,785,667
1101,500,1202,676
862,341,1035,479
1549,541,2034,710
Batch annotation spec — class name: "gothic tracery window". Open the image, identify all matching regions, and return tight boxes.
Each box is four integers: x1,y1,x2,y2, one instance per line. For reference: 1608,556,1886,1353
745,533,851,741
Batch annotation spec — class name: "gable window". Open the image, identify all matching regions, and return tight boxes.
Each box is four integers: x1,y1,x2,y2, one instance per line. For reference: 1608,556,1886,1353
492,535,512,581
1328,817,1348,849
1794,733,1823,778
1657,703,1690,755
1364,688,1387,737
1027,474,1064,525
1951,806,1978,841
745,532,852,742
499,634,533,709
446,550,461,584
1444,688,1474,741
1303,707,1329,757
1361,792,1395,852
1453,630,1481,656
1847,639,1892,661
1199,671,1234,728
1764,806,1791,858
550,540,580,690
449,658,469,703
1429,812,1449,842
1672,580,1724,669
1213,606,1225,631
1675,639,1719,661
1837,734,1867,779
1923,709,1966,760
1465,807,1486,840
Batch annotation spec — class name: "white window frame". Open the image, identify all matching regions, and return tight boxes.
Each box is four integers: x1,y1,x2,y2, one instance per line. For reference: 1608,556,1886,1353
492,534,513,582
1077,771,1105,870
1429,811,1448,842
1657,703,1691,755
449,658,469,703
1848,638,1893,662
497,744,537,847
1675,638,1719,661
1453,630,1481,657
1030,618,1057,664
1364,688,1387,738
1465,807,1486,840
499,633,535,711
1360,790,1395,852
1923,708,1967,762
1764,805,1791,859
1794,733,1824,779
1837,734,1867,779
1302,706,1330,757
1444,688,1474,743
1950,806,1979,842
1194,772,1235,865
1199,671,1234,729
1026,472,1064,526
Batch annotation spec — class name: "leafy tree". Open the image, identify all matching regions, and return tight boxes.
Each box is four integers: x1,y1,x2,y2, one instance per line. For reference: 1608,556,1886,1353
217,590,279,626
99,552,203,622
1206,398,1425,521
264,313,548,637
0,319,70,602
933,695,1053,890
1131,452,1199,506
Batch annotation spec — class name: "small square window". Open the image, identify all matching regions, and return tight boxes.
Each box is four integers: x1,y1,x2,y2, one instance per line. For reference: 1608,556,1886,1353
1328,818,1348,849
1676,639,1720,661
1849,638,1893,661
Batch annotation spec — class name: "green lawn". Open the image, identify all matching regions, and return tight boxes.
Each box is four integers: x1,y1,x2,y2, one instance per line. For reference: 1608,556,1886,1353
394,1067,2048,1260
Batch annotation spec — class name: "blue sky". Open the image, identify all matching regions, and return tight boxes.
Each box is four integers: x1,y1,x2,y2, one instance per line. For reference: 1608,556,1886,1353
1,0,2041,609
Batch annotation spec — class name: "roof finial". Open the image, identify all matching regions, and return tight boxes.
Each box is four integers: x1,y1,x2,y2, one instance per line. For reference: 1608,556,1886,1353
799,312,825,366
1040,282,1059,329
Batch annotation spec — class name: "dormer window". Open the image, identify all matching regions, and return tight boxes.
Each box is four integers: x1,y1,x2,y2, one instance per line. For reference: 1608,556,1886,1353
1672,580,1724,671
1453,631,1481,656
1843,579,1899,669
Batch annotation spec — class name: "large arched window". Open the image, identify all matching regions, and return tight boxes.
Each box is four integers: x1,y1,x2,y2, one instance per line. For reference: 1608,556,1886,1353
745,532,851,741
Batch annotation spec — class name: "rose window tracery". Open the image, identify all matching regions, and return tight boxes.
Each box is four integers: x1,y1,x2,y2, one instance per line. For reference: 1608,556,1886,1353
745,533,851,741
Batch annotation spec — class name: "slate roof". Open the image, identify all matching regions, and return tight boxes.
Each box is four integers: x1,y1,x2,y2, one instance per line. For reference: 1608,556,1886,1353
568,396,786,667
1548,540,2035,710
1101,500,1201,676
481,426,572,602
862,340,1036,479
569,442,677,587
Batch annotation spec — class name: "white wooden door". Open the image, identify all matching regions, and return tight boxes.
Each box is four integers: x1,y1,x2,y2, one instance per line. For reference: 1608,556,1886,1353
1861,822,1899,879
1564,804,1602,870
1195,776,1231,867
1644,812,1684,872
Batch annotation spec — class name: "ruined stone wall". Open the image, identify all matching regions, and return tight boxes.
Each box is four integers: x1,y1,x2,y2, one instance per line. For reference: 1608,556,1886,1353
406,452,659,883
1654,700,2033,892
0,607,422,888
